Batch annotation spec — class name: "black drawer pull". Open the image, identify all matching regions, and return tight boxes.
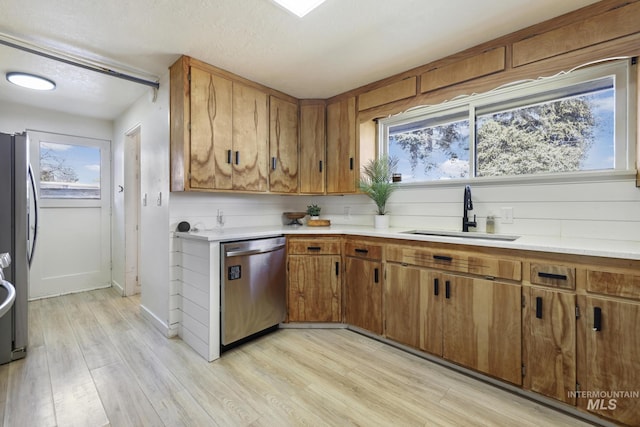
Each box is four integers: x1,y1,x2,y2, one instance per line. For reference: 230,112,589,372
319,160,323,173
306,246,322,251
355,248,369,254
227,149,232,164
235,151,240,165
271,157,277,170
349,157,354,170
538,272,567,281
433,255,453,262
445,281,451,299
593,307,602,332
535,297,543,319
434,278,439,296
374,268,379,283
335,261,339,276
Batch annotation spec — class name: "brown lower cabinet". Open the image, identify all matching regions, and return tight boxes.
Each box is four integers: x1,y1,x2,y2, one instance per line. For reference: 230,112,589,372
384,264,421,348
345,256,382,334
385,263,522,385
523,287,576,404
287,254,341,322
580,297,640,425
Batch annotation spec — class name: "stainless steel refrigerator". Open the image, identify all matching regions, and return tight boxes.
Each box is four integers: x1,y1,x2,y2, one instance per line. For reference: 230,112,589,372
0,132,36,364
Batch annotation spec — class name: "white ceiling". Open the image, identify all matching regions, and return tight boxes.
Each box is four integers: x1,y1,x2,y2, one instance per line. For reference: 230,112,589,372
0,0,600,120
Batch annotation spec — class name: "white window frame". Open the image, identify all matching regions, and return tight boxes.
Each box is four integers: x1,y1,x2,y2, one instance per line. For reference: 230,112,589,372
379,59,637,185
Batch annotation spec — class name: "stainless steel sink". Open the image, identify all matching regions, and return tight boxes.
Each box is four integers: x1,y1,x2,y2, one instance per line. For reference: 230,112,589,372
402,230,520,242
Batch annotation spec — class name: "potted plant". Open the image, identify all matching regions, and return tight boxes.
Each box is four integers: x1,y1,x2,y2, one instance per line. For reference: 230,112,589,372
306,204,321,219
359,155,399,229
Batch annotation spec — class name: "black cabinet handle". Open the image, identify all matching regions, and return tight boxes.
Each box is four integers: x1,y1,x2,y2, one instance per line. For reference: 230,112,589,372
433,255,453,262
227,149,232,164
434,278,439,296
355,248,369,254
335,262,339,276
374,268,379,283
306,246,321,251
593,307,602,332
349,157,354,170
536,297,543,319
235,151,240,165
319,160,323,173
538,272,568,281
445,281,451,299
271,157,277,170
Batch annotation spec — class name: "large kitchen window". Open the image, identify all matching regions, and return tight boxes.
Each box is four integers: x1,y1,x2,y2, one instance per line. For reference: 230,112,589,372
380,59,635,183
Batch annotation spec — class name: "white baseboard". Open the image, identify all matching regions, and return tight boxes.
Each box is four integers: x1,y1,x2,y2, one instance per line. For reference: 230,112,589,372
28,284,113,301
140,304,173,337
111,280,124,296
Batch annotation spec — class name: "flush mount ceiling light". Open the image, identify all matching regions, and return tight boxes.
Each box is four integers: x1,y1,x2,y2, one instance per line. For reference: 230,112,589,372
271,0,327,17
6,72,56,91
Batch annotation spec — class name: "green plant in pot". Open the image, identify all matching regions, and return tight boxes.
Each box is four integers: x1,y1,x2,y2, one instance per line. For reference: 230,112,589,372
359,155,399,229
306,204,321,219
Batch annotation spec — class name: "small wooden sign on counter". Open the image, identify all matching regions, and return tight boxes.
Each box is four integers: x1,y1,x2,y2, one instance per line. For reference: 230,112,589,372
307,219,331,227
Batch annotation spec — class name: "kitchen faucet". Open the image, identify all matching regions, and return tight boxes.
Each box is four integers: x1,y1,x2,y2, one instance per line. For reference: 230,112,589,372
462,185,477,232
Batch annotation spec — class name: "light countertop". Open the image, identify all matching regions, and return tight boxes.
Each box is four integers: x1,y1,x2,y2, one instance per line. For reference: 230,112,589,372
175,224,640,260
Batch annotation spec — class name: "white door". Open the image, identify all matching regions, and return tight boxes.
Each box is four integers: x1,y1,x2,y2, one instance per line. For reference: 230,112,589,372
28,131,111,299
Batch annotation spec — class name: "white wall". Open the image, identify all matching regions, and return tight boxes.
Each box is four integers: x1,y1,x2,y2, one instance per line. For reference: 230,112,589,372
113,75,172,335
0,102,112,139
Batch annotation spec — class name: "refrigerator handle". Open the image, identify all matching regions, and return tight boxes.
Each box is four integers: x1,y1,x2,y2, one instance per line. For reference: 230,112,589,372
28,164,38,267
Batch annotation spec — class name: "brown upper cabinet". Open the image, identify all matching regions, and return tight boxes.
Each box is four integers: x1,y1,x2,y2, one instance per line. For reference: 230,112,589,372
187,65,234,190
269,96,298,193
299,101,326,194
170,56,293,193
358,77,417,111
326,96,357,194
420,47,506,93
231,82,269,192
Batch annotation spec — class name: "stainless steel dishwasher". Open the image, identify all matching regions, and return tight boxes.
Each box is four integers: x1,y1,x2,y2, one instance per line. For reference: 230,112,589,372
221,236,286,349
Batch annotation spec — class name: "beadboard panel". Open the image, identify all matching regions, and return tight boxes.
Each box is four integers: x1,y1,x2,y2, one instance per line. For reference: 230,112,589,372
169,178,639,241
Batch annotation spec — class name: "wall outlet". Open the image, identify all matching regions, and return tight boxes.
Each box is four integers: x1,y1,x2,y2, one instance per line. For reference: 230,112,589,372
501,207,514,224
344,206,351,220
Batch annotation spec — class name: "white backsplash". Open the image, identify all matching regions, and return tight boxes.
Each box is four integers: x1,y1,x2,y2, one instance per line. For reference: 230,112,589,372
169,176,640,242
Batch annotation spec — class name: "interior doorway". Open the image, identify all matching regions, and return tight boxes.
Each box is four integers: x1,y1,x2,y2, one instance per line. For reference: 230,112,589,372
124,127,141,296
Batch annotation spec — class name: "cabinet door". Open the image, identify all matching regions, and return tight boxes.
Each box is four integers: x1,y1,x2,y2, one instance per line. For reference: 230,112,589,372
288,255,341,322
232,82,268,191
385,264,421,348
189,67,233,190
582,297,640,425
345,257,382,334
299,103,326,194
421,271,443,356
444,276,522,384
269,97,298,193
442,274,475,367
523,288,576,404
326,97,356,194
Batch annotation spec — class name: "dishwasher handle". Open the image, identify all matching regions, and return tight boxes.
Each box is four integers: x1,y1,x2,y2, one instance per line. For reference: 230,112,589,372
225,244,285,258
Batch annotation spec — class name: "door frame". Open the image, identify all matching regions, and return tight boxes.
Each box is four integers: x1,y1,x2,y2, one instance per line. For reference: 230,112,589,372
124,126,141,296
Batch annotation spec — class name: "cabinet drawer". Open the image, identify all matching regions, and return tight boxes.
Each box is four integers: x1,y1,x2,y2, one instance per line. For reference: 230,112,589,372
344,241,382,260
387,245,521,280
288,238,341,255
586,270,640,300
530,263,575,290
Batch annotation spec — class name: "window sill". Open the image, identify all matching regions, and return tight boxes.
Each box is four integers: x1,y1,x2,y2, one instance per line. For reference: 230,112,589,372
393,170,637,189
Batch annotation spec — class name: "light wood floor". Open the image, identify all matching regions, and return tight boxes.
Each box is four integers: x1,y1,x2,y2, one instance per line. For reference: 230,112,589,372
0,287,591,426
